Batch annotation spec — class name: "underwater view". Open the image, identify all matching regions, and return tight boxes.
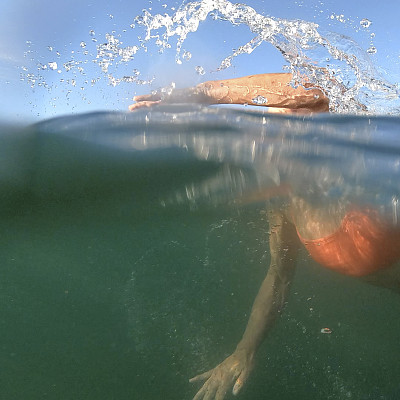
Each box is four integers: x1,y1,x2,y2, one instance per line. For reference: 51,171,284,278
1,0,400,399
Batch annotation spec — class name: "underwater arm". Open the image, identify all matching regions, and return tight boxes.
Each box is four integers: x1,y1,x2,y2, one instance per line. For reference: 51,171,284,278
189,209,299,400
129,73,329,112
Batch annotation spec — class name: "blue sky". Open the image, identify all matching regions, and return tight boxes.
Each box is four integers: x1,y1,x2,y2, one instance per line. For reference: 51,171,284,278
0,0,399,122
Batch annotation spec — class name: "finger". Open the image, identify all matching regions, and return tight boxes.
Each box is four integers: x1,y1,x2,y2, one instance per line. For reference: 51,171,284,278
214,382,230,400
192,384,207,400
189,369,213,383
232,370,250,396
133,92,161,102
133,94,154,102
128,101,154,110
193,381,216,400
128,103,140,111
232,377,244,396
128,100,161,111
203,383,219,400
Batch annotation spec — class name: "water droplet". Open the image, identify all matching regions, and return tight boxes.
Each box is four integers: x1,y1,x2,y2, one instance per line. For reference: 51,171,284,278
48,62,58,70
47,46,53,52
182,50,192,61
89,30,95,36
329,13,346,23
63,61,75,72
80,41,87,48
367,46,377,54
360,18,372,28
195,66,205,75
252,95,268,105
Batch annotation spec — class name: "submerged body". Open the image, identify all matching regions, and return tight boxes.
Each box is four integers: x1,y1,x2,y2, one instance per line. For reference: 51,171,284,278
296,208,400,277
131,73,400,400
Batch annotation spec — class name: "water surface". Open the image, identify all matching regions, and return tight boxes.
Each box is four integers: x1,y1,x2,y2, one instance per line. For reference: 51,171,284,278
1,108,400,399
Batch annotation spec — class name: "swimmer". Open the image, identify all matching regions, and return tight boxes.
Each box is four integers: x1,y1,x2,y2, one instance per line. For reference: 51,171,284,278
129,73,400,400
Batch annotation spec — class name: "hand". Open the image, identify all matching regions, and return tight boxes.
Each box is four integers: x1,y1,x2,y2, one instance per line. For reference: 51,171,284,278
128,93,162,111
129,84,215,111
189,350,255,400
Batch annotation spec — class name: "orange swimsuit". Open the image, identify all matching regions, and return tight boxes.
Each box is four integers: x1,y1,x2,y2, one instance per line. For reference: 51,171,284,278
297,209,400,276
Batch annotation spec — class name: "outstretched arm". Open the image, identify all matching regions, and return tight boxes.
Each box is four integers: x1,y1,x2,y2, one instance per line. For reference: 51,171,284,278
189,208,300,400
129,73,329,113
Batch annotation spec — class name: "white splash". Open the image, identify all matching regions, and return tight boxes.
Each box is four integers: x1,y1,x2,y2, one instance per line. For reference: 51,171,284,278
21,0,400,115
125,0,399,114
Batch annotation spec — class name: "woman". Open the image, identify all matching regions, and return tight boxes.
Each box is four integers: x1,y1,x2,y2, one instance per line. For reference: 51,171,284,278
130,73,400,400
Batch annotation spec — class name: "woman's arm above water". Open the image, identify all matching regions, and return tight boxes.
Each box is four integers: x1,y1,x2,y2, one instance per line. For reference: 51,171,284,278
189,209,300,400
129,73,329,113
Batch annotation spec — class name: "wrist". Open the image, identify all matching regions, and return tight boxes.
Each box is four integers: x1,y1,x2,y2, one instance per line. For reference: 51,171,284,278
162,85,211,104
234,343,256,359
197,81,230,104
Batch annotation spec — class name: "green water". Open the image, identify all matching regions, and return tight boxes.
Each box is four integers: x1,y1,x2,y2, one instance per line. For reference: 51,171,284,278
1,111,400,399
1,189,399,400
